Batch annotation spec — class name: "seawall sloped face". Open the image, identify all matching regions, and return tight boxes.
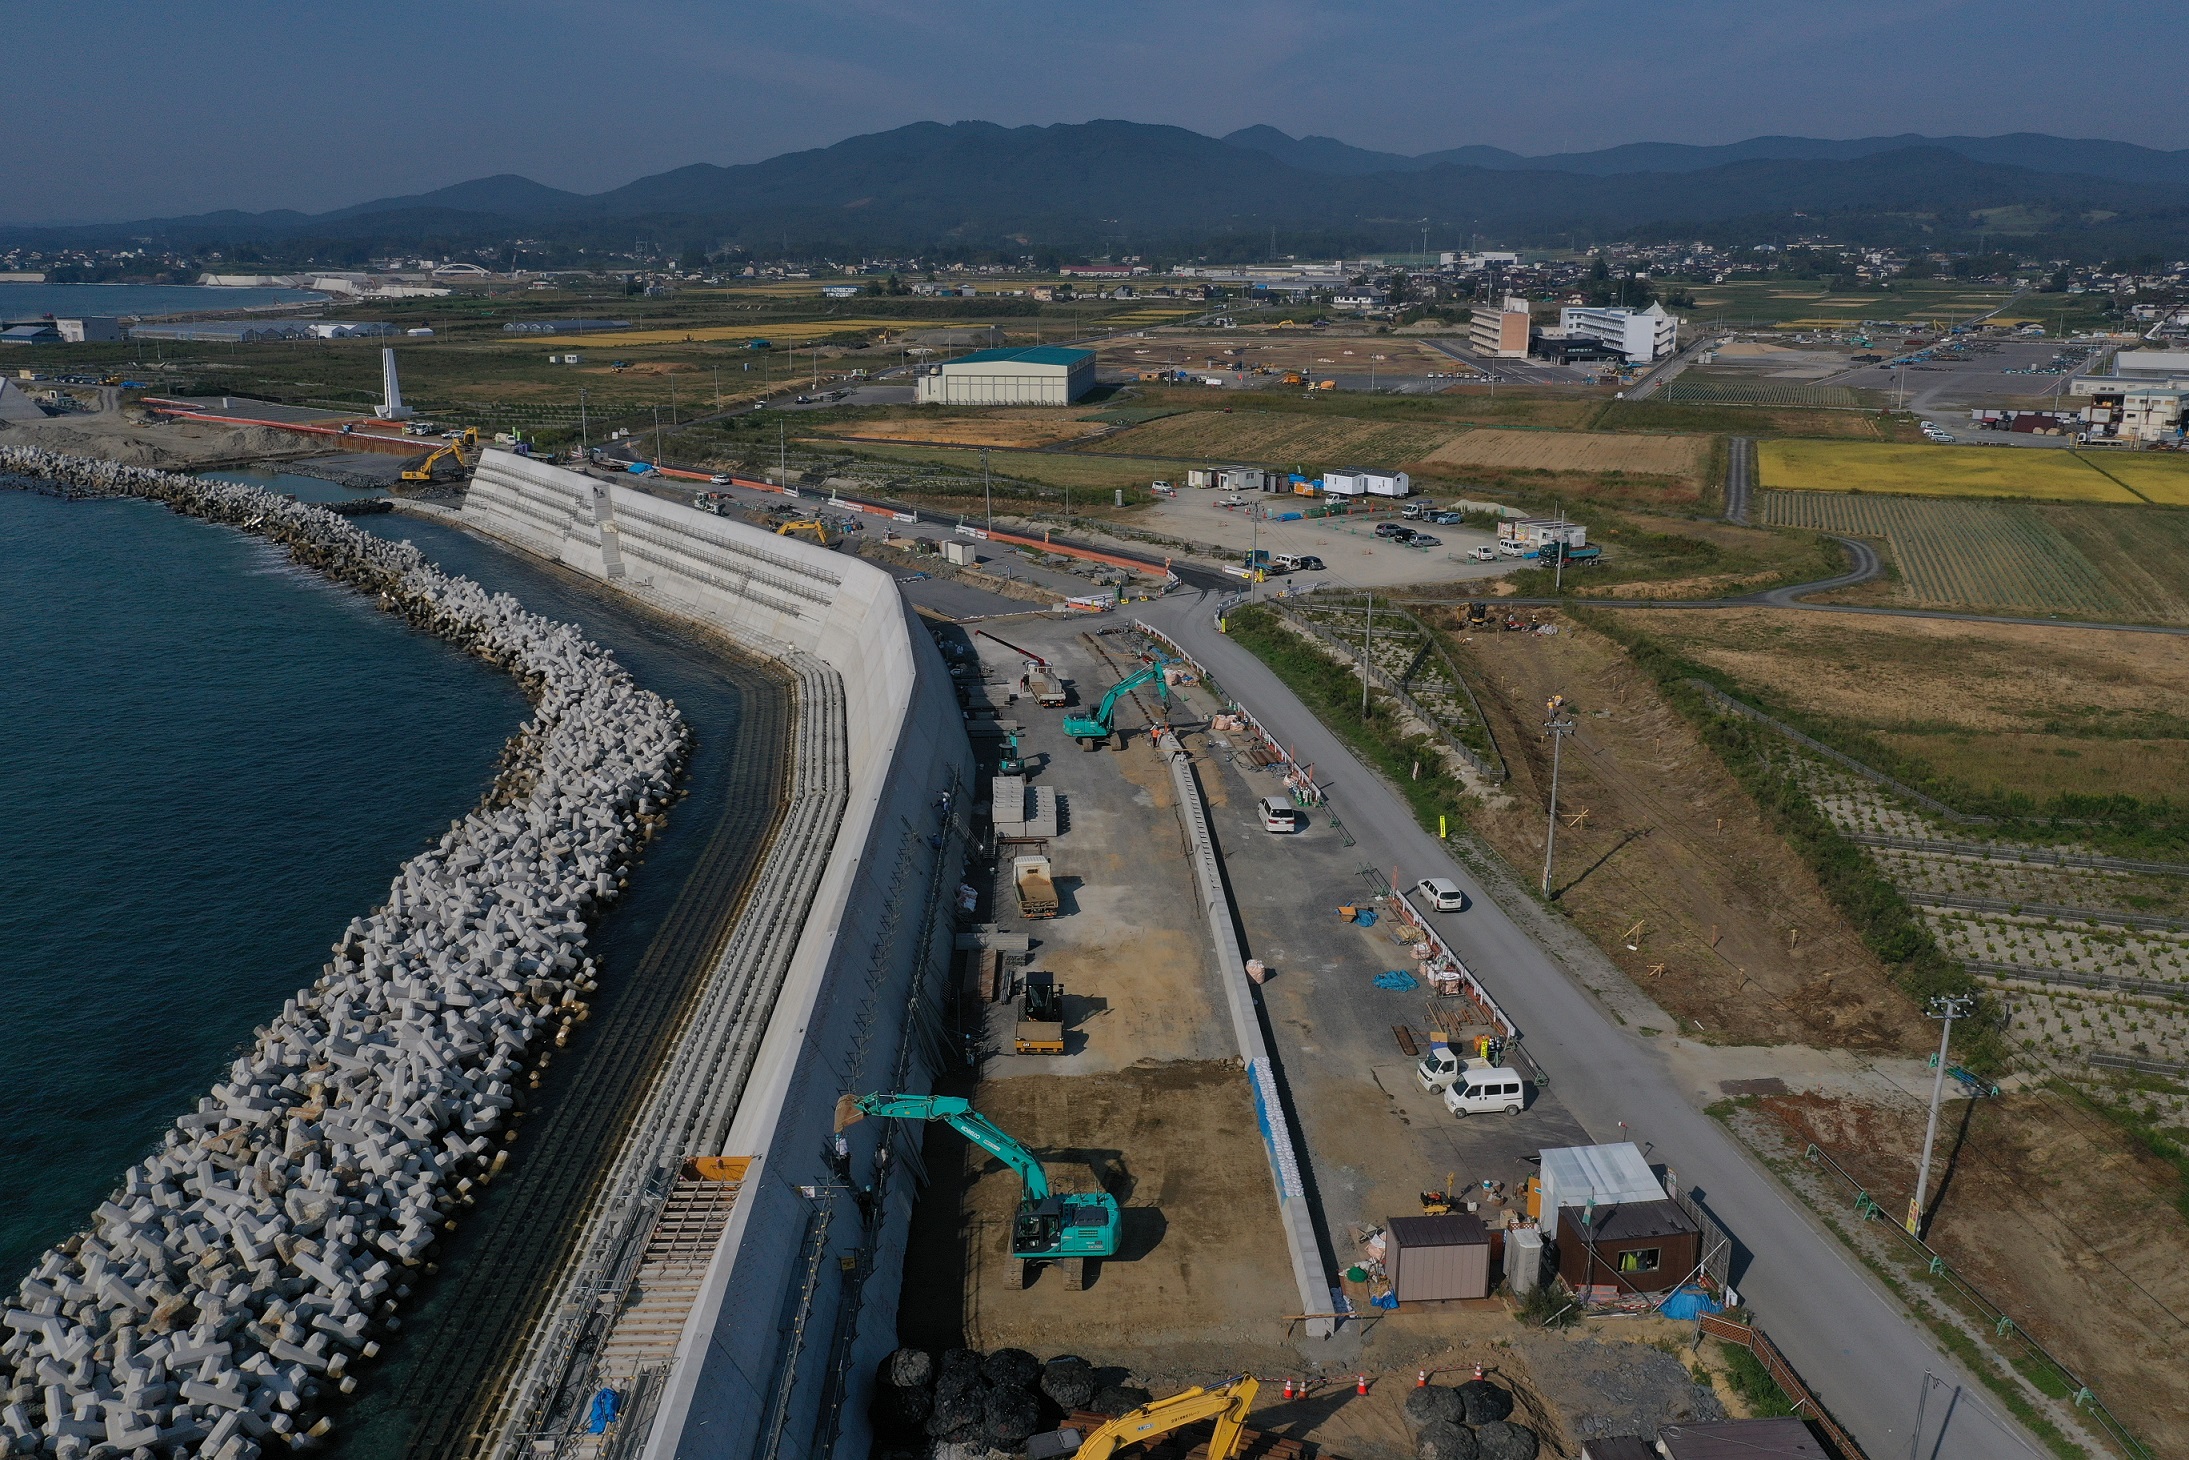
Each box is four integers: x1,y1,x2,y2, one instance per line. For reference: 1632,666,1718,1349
461,453,972,1460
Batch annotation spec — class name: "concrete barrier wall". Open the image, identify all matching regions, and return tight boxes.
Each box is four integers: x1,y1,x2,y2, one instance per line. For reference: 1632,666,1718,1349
459,453,972,1460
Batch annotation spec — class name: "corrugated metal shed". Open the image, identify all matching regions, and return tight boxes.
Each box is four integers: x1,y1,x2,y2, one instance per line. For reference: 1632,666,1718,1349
1537,1142,1664,1240
1658,1417,1827,1458
1386,1213,1488,1302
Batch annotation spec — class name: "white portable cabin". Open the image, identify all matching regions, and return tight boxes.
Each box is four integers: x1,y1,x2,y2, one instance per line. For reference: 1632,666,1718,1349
1537,1141,1666,1240
1321,468,1369,498
1362,470,1411,497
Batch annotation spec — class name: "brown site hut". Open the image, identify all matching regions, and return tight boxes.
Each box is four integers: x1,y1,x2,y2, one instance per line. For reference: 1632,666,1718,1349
1386,1213,1489,1302
1554,1197,1699,1294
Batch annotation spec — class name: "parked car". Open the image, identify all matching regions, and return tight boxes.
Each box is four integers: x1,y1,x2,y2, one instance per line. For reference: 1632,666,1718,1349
1415,876,1466,911
1441,1068,1529,1117
1258,796,1304,833
1374,522,1414,540
1467,545,1498,562
1432,511,1466,525
1409,533,1442,547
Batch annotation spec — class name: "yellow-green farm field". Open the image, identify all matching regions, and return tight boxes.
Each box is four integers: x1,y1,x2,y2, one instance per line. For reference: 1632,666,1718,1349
1757,440,2140,502
2082,453,2189,506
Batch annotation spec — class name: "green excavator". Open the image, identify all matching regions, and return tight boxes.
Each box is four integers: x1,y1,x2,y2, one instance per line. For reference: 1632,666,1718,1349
840,1092,1121,1289
1061,662,1170,751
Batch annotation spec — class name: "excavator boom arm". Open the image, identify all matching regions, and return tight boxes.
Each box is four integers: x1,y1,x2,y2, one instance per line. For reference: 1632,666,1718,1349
1073,1379,1260,1460
853,1093,1051,1200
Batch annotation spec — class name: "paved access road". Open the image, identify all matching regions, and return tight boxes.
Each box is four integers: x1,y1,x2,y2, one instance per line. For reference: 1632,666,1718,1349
1139,592,2048,1460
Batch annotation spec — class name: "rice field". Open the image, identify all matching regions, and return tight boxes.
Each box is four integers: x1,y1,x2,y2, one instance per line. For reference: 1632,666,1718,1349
1758,440,2142,501
1089,411,1459,466
1419,428,1706,477
2080,453,2189,506
1660,381,1868,407
1760,490,2189,621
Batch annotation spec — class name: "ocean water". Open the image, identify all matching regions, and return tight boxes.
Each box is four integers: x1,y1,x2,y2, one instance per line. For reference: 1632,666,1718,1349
3,471,779,1455
0,483,528,1280
0,281,326,318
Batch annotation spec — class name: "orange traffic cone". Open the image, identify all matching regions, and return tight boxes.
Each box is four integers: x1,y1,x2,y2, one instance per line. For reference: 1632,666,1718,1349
1282,1378,1296,1401
1473,1361,1485,1381
1355,1374,1370,1396
1415,1369,1429,1388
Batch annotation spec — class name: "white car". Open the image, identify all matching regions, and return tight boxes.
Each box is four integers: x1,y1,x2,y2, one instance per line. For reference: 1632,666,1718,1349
1441,1069,1528,1117
1415,876,1465,911
1468,545,1498,562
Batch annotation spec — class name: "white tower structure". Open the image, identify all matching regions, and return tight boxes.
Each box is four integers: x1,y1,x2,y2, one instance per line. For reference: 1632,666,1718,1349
375,347,413,420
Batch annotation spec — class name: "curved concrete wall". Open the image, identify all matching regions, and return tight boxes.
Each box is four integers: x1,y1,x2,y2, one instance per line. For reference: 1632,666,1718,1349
460,452,972,1460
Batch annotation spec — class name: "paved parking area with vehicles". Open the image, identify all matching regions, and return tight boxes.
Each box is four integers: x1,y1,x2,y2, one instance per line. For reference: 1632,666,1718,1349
1125,491,1511,590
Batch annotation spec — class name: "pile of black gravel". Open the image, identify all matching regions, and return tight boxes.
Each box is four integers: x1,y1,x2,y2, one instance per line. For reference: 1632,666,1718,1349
872,1347,1149,1456
1400,1379,1537,1460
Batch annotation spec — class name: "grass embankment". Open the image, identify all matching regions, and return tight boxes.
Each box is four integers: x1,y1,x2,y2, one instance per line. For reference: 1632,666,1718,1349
1222,604,1473,839
1575,610,2005,1066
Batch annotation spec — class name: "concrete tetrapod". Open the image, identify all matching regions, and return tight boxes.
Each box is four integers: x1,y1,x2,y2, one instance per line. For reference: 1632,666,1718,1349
0,448,691,1460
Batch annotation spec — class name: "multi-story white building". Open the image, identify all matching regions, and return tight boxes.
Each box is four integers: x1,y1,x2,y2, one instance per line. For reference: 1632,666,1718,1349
1470,296,1532,358
1557,301,1678,362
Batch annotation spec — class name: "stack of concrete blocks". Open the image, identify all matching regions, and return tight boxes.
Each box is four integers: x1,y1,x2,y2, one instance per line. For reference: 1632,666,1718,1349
987,775,1059,841
458,452,975,1460
0,448,691,1460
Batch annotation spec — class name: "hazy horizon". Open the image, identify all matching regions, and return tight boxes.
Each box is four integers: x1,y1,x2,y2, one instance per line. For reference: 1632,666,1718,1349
4,0,2185,227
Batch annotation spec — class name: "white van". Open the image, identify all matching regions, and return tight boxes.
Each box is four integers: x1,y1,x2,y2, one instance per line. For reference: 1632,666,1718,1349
1441,1068,1528,1117
1259,796,1304,833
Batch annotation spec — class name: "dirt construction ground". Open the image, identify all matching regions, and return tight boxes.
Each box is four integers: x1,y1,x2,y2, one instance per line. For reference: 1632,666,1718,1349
1426,608,1928,1052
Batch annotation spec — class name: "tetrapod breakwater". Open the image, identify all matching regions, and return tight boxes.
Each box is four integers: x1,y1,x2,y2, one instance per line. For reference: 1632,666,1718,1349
0,447,690,1460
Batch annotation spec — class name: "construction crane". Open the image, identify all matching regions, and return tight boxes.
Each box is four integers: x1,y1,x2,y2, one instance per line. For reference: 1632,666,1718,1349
1069,1378,1261,1460
400,427,479,483
1061,663,1170,751
839,1092,1119,1289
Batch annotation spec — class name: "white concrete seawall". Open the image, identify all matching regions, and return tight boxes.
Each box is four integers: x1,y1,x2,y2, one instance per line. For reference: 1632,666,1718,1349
459,452,973,1460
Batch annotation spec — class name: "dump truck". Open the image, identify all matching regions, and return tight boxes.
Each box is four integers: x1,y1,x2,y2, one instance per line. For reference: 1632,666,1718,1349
1014,855,1059,919
1014,971,1066,1055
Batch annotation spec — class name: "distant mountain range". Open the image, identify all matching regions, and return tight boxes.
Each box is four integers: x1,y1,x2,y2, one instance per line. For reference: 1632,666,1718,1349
15,122,2189,259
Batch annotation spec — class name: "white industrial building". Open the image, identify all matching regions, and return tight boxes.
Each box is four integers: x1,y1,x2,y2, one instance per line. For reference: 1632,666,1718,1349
1557,301,1678,362
914,346,1096,406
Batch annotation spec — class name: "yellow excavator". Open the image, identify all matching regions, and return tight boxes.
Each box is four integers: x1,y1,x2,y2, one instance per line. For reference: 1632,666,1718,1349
1069,1378,1260,1460
774,517,842,547
401,428,480,483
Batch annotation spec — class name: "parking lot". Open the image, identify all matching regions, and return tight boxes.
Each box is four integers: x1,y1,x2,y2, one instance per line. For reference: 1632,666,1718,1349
1124,490,1513,590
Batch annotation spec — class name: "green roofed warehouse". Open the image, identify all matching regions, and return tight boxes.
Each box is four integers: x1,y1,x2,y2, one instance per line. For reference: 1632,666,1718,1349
914,345,1096,406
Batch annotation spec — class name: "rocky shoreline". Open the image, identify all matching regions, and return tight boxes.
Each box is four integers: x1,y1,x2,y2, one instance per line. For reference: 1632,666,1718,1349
0,447,690,1459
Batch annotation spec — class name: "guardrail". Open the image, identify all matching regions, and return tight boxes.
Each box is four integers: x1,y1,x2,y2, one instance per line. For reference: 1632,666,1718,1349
1131,618,1323,806
1801,1142,2151,1460
1696,1314,1869,1459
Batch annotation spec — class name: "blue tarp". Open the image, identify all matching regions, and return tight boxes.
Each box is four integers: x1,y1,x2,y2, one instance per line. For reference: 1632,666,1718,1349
1373,970,1418,991
586,1389,621,1434
1657,1285,1722,1320
1351,907,1378,927
1370,1290,1400,1310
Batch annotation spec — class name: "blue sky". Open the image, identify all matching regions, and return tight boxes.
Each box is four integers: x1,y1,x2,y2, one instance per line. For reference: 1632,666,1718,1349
4,0,2177,224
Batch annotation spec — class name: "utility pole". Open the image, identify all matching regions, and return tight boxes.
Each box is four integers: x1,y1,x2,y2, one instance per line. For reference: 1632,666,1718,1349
1541,694,1576,896
653,405,663,467
779,419,787,491
670,373,677,426
1908,995,1976,1236
713,365,720,412
578,388,588,458
1361,594,1373,717
982,447,992,534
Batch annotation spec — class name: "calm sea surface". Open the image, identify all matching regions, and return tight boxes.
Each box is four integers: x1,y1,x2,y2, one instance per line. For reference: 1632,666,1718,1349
0,282,325,317
2,471,773,1454
0,481,528,1279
